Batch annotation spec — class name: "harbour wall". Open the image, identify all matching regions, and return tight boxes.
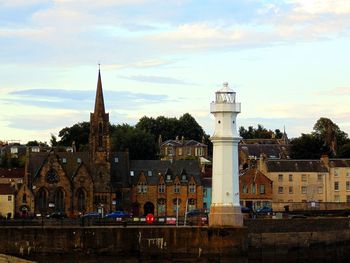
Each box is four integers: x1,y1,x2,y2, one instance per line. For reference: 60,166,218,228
0,218,350,257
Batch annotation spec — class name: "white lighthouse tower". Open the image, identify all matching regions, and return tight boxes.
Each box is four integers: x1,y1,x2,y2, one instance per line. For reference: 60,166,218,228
209,82,243,227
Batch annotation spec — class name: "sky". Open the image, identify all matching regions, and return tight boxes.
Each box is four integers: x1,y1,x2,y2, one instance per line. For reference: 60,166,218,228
1,0,350,144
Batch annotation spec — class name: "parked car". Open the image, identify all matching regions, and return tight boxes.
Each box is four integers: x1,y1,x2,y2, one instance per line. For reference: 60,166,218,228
82,212,101,219
105,211,132,219
186,210,208,226
46,212,67,219
256,206,273,214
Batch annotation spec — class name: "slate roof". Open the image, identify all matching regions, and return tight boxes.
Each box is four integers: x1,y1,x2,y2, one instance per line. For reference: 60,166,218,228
267,160,328,173
161,139,206,148
110,152,130,189
240,168,272,182
0,184,15,195
329,159,350,168
129,160,201,185
240,144,290,159
0,167,24,178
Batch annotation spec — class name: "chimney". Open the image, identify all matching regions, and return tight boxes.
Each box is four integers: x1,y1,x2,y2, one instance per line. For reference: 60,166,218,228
320,155,329,168
258,153,268,174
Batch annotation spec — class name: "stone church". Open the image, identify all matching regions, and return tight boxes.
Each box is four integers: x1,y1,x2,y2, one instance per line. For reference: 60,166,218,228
15,70,203,218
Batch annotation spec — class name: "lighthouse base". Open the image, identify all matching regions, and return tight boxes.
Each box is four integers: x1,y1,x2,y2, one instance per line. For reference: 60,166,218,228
209,204,243,227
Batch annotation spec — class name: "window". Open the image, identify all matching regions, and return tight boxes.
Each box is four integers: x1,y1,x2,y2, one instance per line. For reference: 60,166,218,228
8,195,12,201
22,194,27,203
289,186,293,194
334,181,339,191
334,168,339,176
178,148,183,156
347,181,350,191
251,183,256,194
62,158,67,164
318,186,323,194
114,157,119,163
158,183,165,193
347,195,350,203
260,184,265,194
189,183,196,193
203,188,207,198
137,183,147,194
173,198,181,213
334,195,340,202
77,158,81,164
147,170,152,177
166,147,173,156
289,174,293,182
181,175,187,181
37,188,47,211
166,175,171,181
195,147,204,157
317,174,323,182
243,184,248,193
302,174,307,182
130,171,134,176
301,186,307,194
158,199,166,216
278,187,283,194
188,198,196,211
54,188,65,212
77,188,86,212
174,184,180,194
347,169,350,177
278,174,283,182
10,147,18,154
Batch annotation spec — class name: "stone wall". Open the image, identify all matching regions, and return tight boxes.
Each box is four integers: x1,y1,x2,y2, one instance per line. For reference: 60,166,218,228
245,218,350,248
0,226,247,257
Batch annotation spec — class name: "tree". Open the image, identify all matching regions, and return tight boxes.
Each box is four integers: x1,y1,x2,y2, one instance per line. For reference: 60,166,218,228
239,124,274,139
26,140,48,147
50,134,58,147
58,122,90,151
312,117,349,156
289,134,325,159
111,124,157,160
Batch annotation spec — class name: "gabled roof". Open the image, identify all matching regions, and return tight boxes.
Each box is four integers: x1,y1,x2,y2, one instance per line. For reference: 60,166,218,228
239,144,290,159
240,168,272,183
129,160,201,185
161,139,207,148
267,160,328,173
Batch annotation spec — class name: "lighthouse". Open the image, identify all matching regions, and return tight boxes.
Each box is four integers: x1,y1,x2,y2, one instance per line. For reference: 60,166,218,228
209,82,243,227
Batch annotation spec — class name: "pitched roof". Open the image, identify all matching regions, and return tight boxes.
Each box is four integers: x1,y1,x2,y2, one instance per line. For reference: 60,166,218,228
129,160,201,185
267,160,328,173
0,167,24,178
161,139,207,147
240,144,290,159
329,159,350,168
94,69,105,115
0,184,15,195
240,168,272,182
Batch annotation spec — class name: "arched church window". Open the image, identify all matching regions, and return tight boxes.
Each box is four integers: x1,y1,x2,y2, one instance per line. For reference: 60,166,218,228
99,122,103,134
22,194,27,203
54,188,65,212
37,188,47,212
77,188,86,212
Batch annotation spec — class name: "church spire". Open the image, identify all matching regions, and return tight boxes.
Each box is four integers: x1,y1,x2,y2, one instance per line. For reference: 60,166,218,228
94,68,105,115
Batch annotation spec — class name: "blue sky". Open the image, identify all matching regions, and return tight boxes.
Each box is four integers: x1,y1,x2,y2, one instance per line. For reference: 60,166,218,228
1,0,350,144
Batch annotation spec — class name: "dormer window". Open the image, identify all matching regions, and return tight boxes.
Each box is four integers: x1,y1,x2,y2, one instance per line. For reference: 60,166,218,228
166,175,171,181
130,171,134,176
62,158,67,164
114,157,119,163
147,170,152,177
181,175,187,181
10,147,18,154
77,158,81,164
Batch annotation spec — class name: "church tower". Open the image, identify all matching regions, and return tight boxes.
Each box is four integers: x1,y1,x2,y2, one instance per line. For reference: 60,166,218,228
90,69,111,213
209,82,243,227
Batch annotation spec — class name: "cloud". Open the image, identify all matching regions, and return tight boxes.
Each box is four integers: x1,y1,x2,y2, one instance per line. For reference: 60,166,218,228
123,75,192,85
6,88,171,110
318,87,350,96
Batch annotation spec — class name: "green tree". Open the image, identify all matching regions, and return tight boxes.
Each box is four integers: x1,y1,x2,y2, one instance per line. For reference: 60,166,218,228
239,124,274,139
289,134,325,159
58,122,90,151
111,124,157,160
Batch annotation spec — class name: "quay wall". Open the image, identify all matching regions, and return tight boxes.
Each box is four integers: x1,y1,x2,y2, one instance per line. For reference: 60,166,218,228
0,226,247,257
0,218,350,257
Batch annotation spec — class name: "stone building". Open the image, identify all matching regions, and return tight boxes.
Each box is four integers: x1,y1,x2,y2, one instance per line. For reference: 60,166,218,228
129,160,203,217
239,168,273,210
0,184,15,218
160,137,208,161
